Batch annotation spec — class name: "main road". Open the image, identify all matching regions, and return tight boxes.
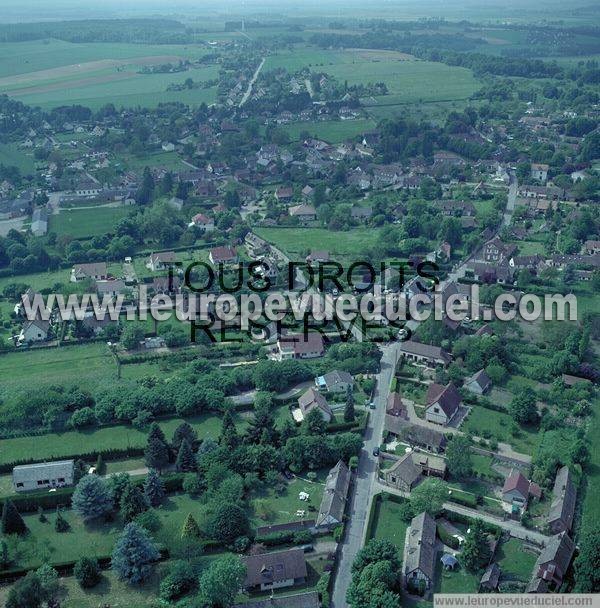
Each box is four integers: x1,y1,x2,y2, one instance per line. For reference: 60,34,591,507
330,342,401,608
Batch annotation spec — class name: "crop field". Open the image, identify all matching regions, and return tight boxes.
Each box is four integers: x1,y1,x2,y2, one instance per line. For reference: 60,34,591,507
48,206,132,238
281,118,376,143
0,39,220,109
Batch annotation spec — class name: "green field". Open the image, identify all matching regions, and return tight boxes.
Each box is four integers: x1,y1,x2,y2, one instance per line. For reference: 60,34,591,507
369,496,409,548
282,118,376,143
255,226,382,259
495,537,537,582
0,143,36,173
49,206,132,238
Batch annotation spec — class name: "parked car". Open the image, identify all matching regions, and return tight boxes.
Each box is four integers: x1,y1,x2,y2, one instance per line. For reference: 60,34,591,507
372,447,380,457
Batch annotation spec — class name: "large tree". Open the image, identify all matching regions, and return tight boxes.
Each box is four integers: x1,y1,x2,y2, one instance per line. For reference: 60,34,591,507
145,436,170,473
344,386,356,422
206,502,249,543
460,520,491,572
574,526,600,592
175,439,197,472
180,513,201,540
119,484,149,523
197,555,247,608
409,478,447,517
509,387,538,425
144,469,165,507
445,435,473,479
74,556,101,589
1,499,27,535
112,522,160,585
71,475,113,521
5,572,42,608
172,422,199,452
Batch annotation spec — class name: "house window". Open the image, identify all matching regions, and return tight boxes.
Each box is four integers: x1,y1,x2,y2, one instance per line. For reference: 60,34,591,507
433,407,439,413
16,482,23,488
37,480,44,486
57,477,65,483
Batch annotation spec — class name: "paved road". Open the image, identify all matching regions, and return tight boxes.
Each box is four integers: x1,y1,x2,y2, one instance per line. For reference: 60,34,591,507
375,482,549,545
331,342,400,608
240,58,265,107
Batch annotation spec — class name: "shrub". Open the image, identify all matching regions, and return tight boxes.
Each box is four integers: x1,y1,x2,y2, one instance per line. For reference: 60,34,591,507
73,557,101,589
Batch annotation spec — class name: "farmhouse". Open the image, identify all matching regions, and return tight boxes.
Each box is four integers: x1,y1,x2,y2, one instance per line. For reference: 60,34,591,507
316,460,351,529
295,388,332,423
275,186,294,201
146,251,177,272
386,418,447,453
289,204,316,223
315,370,353,393
19,319,51,343
242,548,307,592
70,262,108,283
464,369,492,395
13,460,74,492
399,340,452,367
95,279,126,298
404,512,437,593
531,163,549,183
383,450,447,492
483,238,517,264
190,213,215,231
277,333,324,360
502,470,541,513
547,466,576,534
209,246,238,266
526,532,575,593
425,382,462,426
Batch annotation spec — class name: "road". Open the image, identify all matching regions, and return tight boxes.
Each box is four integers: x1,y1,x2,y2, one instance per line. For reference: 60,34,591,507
331,342,401,608
240,58,265,107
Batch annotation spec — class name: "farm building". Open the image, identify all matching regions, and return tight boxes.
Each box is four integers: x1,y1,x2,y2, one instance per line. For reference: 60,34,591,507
13,460,74,492
399,340,451,367
404,512,437,594
316,460,351,530
526,532,575,593
547,466,576,534
464,369,492,395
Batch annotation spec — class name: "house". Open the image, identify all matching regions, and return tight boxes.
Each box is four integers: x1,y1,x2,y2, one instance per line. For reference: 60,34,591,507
386,392,408,419
95,279,126,298
301,185,314,199
547,466,576,534
316,460,351,529
483,238,517,264
404,512,437,593
19,319,51,343
275,186,294,202
526,532,575,593
387,420,447,454
14,287,40,317
399,340,452,367
306,250,330,265
277,333,324,360
161,142,175,152
315,370,353,394
350,206,372,222
31,207,48,236
383,451,447,492
425,383,462,426
531,163,549,183
584,240,600,255
151,276,181,295
70,262,108,283
479,563,501,592
242,548,307,592
167,196,184,210
289,204,317,223
502,470,541,512
464,369,492,395
146,252,176,272
234,592,320,608
190,213,215,232
295,388,332,423
13,460,74,492
208,246,238,266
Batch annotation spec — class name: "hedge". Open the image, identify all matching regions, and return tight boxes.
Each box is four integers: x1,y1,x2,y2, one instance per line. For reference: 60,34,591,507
447,491,478,509
437,523,461,550
444,510,502,538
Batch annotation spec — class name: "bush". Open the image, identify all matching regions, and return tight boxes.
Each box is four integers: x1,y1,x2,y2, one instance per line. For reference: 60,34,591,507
73,557,101,589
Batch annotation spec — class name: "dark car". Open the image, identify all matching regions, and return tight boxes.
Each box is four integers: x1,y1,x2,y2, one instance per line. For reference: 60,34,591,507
372,447,380,457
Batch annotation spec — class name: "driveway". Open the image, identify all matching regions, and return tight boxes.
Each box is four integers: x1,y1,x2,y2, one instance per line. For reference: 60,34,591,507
330,342,401,608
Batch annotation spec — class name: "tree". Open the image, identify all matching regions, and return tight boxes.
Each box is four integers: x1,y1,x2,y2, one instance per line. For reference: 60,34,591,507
0,539,9,568
120,323,145,350
36,564,59,604
460,520,491,572
74,556,101,588
344,386,356,422
574,526,600,592
72,475,113,521
175,439,197,472
1,499,27,535
120,484,149,523
172,422,198,451
197,555,247,608
112,522,160,585
352,539,401,574
303,408,328,435
206,502,249,543
5,572,43,608
144,469,165,507
54,509,70,532
109,472,132,504
446,436,473,479
509,387,538,425
181,513,201,539
159,560,198,602
219,409,238,448
145,436,170,473
409,478,447,517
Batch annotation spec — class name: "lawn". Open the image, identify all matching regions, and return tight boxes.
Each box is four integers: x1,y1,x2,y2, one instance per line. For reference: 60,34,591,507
0,413,225,467
281,118,376,143
0,143,36,173
495,538,537,582
369,495,410,549
250,471,327,528
49,206,132,239
435,562,480,594
580,396,600,532
463,406,540,456
254,227,382,259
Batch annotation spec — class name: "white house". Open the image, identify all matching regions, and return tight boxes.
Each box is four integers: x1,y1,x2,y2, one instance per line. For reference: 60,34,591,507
424,383,461,426
13,460,74,492
19,319,51,343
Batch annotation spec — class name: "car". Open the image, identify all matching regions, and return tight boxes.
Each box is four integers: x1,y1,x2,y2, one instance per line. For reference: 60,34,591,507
372,447,380,457
369,401,376,410
300,544,314,553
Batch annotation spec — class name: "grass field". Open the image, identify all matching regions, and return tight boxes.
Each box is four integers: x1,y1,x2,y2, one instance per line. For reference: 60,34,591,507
369,496,409,549
49,206,132,238
580,397,600,533
254,227,382,259
0,412,225,467
0,143,36,173
281,118,376,143
495,537,537,582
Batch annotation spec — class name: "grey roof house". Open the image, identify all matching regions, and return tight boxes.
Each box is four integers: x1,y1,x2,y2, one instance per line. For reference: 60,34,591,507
13,460,75,492
547,466,576,534
316,460,351,529
404,512,437,593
